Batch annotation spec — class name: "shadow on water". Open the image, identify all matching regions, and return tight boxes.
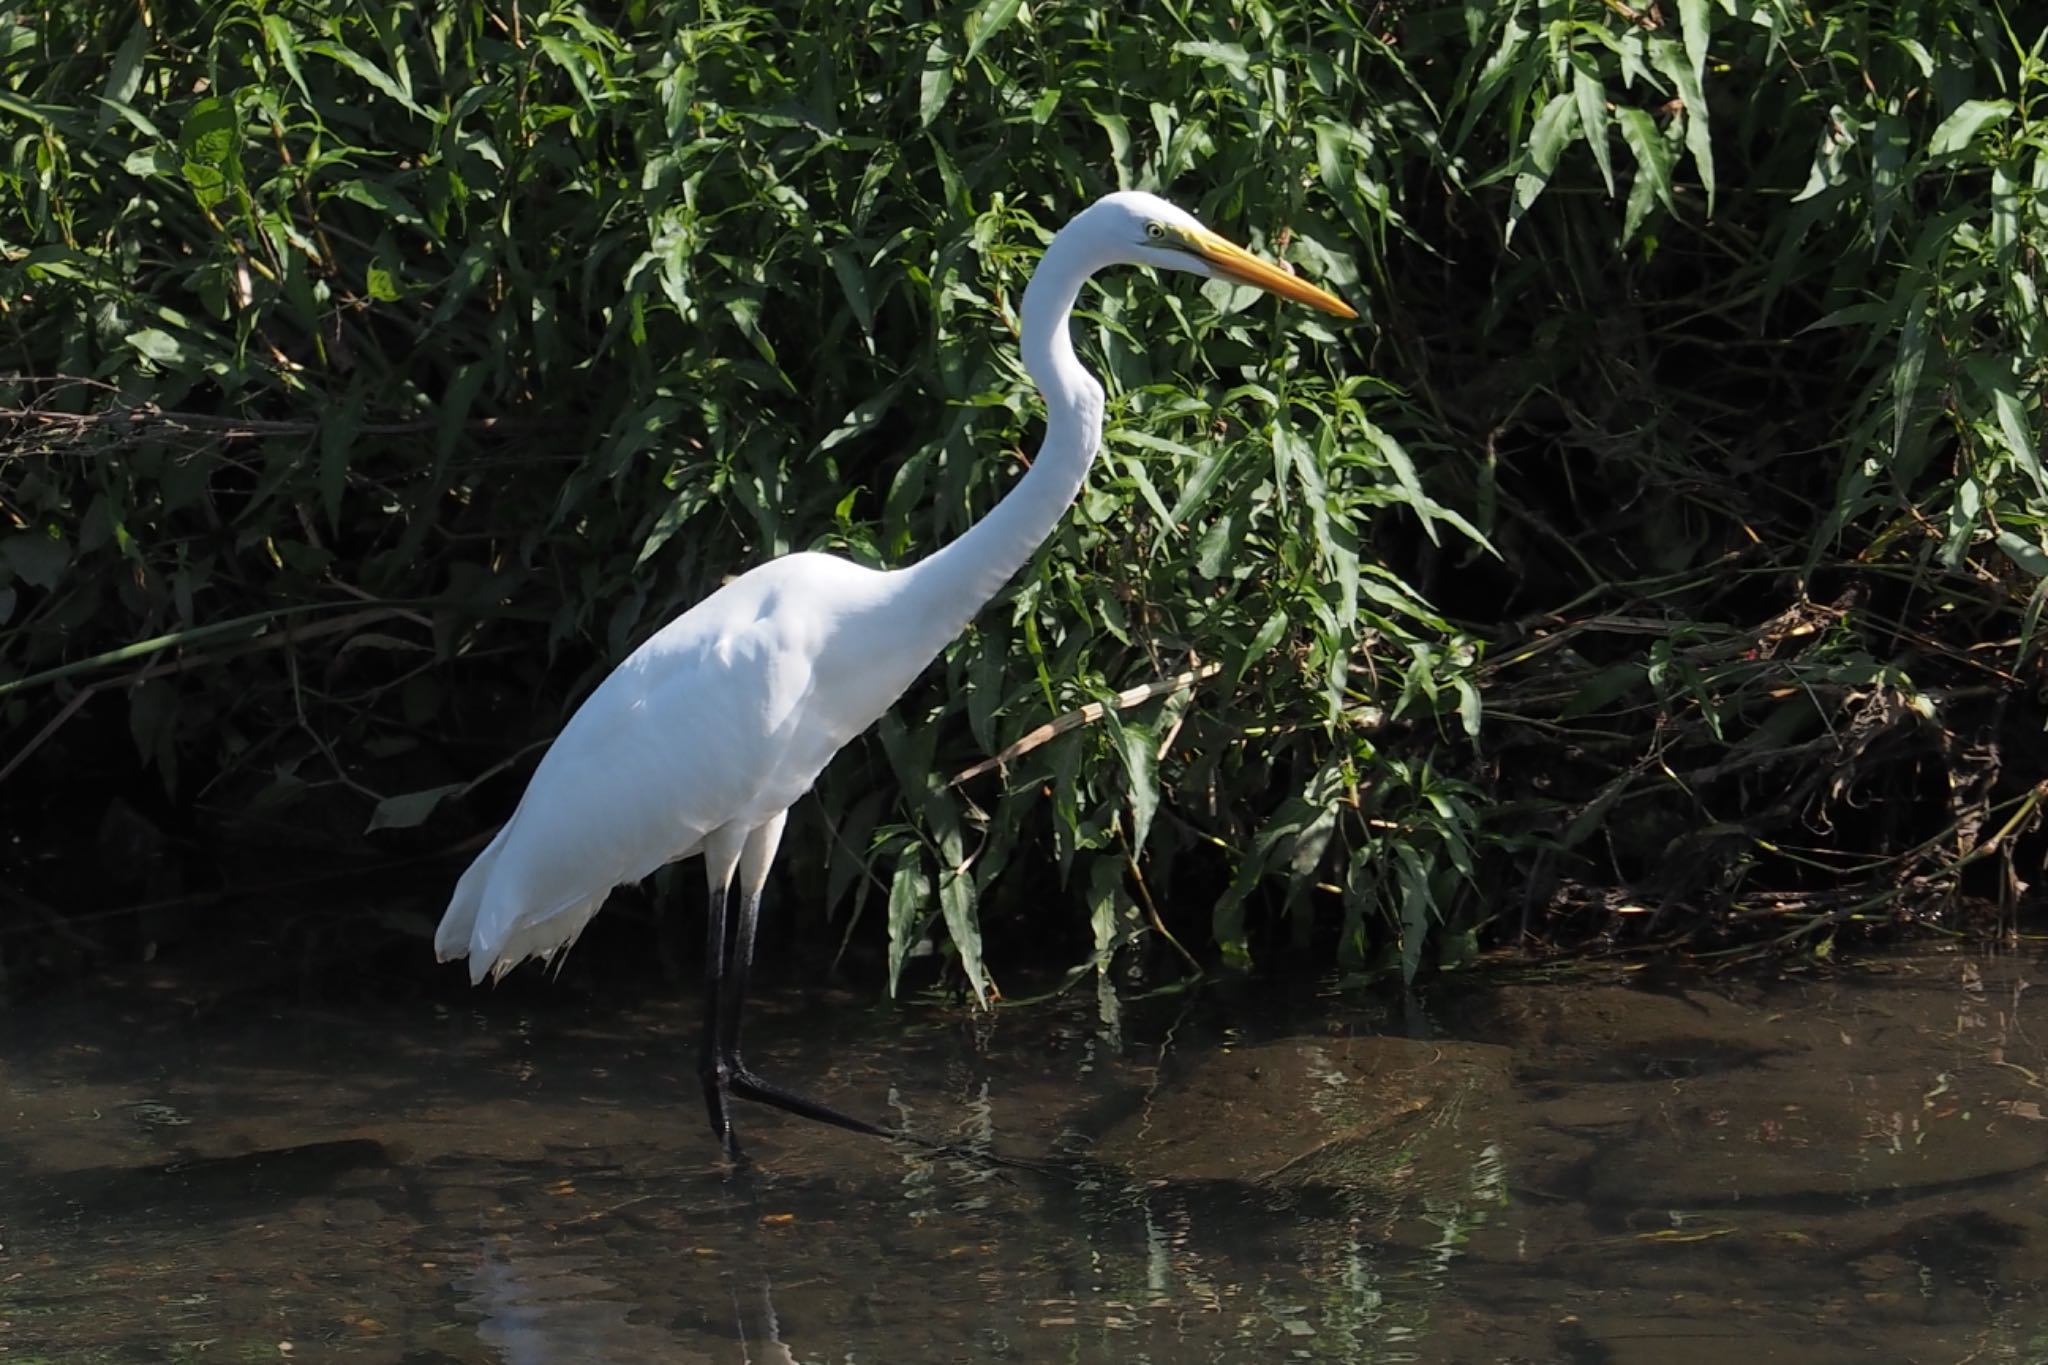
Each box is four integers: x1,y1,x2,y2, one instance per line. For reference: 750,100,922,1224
4,950,2047,1362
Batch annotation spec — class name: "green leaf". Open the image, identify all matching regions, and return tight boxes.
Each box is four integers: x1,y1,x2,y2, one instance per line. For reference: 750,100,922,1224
1962,355,2046,497
1092,107,1133,185
1115,717,1160,850
1395,844,1433,984
535,34,602,112
1994,531,2048,580
1615,106,1676,242
1195,509,1239,579
320,387,363,529
366,784,464,833
125,328,186,365
1891,286,1931,474
1173,41,1251,81
814,382,903,455
2,532,71,590
98,22,148,129
332,178,424,226
1235,607,1291,683
829,246,876,338
305,39,430,117
1212,856,1263,970
1116,450,1174,533
1645,36,1715,214
1573,63,1615,196
1288,770,1343,880
1927,99,2012,158
262,15,314,102
1459,10,1532,144
963,0,1023,65
1675,0,1711,92
1360,417,1441,545
885,846,931,996
180,160,230,212
437,361,491,463
178,96,239,170
1165,444,1232,523
936,852,990,1006
1453,678,1482,740
918,36,954,128
123,147,177,176
1507,92,1579,242
97,95,161,140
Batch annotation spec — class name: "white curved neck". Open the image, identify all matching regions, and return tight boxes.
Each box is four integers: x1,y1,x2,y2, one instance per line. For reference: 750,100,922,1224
894,225,1108,645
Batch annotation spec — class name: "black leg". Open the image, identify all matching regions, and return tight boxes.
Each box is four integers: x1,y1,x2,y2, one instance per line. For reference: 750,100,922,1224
707,860,1062,1177
697,879,738,1157
720,881,896,1142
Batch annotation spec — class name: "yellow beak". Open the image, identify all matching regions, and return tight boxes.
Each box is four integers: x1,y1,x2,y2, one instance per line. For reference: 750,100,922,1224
1175,225,1358,319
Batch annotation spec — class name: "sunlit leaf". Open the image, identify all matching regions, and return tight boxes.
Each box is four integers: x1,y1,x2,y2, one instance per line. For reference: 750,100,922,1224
1114,716,1160,850
1173,40,1251,82
1646,36,1715,213
963,0,1023,65
1927,99,2012,158
918,36,954,127
1508,92,1578,242
885,846,931,997
1615,105,1676,242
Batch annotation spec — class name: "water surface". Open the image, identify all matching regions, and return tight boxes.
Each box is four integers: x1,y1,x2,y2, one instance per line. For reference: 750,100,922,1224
4,951,2045,1362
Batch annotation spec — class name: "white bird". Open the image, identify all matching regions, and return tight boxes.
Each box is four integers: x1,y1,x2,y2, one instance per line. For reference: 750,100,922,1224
435,190,1355,1158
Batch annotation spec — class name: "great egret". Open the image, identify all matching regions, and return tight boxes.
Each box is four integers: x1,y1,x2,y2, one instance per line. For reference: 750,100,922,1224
435,191,1355,1157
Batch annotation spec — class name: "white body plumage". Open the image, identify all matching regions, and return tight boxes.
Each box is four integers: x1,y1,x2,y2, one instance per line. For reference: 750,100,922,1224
435,551,949,982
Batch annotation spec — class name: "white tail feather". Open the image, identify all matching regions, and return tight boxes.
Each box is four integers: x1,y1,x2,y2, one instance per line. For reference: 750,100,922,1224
435,824,509,964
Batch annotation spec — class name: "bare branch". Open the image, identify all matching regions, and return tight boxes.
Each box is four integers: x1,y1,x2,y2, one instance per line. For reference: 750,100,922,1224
949,661,1224,787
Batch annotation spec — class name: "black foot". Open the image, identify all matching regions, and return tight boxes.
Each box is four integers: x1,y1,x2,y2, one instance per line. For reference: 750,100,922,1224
726,1060,896,1141
698,1056,744,1160
722,1057,1044,1178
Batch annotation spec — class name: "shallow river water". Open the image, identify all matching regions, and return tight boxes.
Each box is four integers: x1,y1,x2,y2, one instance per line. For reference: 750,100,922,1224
4,949,2046,1363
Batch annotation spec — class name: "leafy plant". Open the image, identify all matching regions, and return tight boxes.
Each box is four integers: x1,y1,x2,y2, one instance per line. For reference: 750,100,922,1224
4,0,2043,989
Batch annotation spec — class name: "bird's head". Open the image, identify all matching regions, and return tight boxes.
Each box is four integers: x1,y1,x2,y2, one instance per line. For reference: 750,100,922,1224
1081,190,1356,319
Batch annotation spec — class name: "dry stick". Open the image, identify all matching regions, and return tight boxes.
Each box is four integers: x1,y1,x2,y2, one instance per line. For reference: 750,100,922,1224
0,686,97,787
0,883,101,951
7,832,502,941
1152,655,1203,762
1599,0,1661,30
4,403,547,440
0,607,421,786
947,661,1225,788
1125,850,1202,975
286,648,382,803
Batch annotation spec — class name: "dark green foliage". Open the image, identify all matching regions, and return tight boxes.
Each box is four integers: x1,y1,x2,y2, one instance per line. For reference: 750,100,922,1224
2,0,2042,985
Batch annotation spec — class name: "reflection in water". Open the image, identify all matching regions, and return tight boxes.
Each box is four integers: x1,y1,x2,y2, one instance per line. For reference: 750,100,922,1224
2,952,2045,1362
459,1239,678,1364
451,1194,807,1362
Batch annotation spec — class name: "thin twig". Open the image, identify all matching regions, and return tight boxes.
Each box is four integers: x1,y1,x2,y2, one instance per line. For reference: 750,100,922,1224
287,649,383,803
1126,851,1202,975
0,606,426,785
4,401,553,440
1599,0,1662,31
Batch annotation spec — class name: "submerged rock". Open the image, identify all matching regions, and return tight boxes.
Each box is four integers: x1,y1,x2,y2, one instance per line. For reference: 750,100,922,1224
1460,974,2048,1211
1086,1034,1514,1198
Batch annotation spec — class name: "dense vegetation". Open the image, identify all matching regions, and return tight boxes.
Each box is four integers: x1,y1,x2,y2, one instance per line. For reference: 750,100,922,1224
3,0,2043,991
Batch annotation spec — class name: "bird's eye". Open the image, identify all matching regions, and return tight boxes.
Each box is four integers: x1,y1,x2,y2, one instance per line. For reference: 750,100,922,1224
1145,222,1167,240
